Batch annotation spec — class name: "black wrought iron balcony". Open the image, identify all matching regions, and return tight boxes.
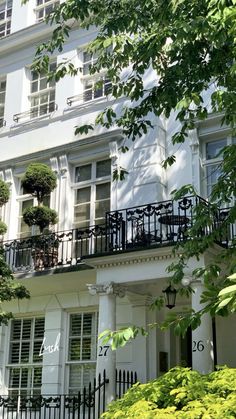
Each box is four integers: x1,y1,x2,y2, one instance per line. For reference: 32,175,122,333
2,196,235,273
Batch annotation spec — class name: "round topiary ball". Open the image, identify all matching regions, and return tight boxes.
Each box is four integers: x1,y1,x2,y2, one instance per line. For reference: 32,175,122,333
21,163,57,203
0,179,10,207
23,206,58,233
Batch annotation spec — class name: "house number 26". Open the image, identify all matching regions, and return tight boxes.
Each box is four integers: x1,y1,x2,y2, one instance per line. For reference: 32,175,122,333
98,345,110,357
192,340,205,352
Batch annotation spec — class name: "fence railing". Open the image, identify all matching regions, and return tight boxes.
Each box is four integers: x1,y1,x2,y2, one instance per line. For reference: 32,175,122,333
0,369,138,418
116,369,138,399
0,370,108,419
2,196,235,273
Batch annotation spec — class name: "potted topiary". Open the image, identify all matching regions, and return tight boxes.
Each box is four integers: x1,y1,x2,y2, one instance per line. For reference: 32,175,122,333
22,163,59,269
0,179,10,239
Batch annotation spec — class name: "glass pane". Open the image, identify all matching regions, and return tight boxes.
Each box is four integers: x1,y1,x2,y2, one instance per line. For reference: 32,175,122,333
69,364,82,389
12,319,21,340
69,338,81,360
96,183,110,200
95,199,110,219
9,368,20,388
75,165,91,182
33,368,42,387
33,341,42,362
70,314,82,336
75,187,90,204
22,319,31,339
96,160,110,178
83,314,92,334
83,51,92,63
206,164,221,196
21,199,34,211
10,343,20,363
21,342,30,363
74,203,90,223
34,318,45,338
31,80,38,93
39,77,47,91
82,337,91,360
206,139,227,159
21,368,29,388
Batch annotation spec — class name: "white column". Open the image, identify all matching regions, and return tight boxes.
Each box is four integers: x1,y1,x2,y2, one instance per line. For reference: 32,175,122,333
128,294,150,382
191,281,214,373
88,283,125,404
41,309,64,395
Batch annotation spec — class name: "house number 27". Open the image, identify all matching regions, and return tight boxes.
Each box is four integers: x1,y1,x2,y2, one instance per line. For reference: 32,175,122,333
98,345,110,357
192,340,205,352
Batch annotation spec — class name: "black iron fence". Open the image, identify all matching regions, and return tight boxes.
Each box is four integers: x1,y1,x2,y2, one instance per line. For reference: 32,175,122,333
0,371,108,419
0,370,138,419
116,369,138,399
2,196,235,272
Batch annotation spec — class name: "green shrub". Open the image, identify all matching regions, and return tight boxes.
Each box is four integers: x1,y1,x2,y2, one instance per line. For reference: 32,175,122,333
21,163,57,204
0,221,7,235
23,206,58,233
102,367,236,419
0,179,10,207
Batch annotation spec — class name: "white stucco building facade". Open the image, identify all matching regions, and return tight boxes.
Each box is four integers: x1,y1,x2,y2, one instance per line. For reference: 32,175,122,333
0,0,235,416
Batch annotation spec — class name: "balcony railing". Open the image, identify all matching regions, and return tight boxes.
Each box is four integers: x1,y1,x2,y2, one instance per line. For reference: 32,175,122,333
13,103,57,123
2,196,235,273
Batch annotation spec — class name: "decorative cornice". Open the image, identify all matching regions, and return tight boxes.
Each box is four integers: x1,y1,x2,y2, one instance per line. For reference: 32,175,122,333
0,130,123,169
85,250,175,270
87,282,126,298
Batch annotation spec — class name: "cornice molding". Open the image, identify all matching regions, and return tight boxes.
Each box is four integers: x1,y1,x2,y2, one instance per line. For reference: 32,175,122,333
84,247,176,270
0,130,123,169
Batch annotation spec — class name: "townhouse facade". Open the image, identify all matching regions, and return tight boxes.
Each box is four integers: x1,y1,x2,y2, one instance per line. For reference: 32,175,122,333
0,0,235,416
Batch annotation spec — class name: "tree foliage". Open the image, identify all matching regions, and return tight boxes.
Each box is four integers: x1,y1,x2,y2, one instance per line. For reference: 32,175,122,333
0,179,10,207
23,206,58,233
32,0,236,339
22,163,57,204
22,163,58,233
102,367,236,419
0,174,29,324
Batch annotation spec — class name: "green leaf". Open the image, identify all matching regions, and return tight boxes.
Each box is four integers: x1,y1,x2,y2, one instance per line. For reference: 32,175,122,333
218,285,236,296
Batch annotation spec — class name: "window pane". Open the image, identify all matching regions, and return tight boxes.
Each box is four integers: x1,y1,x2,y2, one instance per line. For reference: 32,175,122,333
206,139,227,159
12,319,21,340
206,164,221,196
95,199,110,219
96,160,110,178
82,337,91,360
96,183,110,200
34,318,45,338
69,338,81,360
21,342,30,363
33,368,42,387
70,314,82,336
75,187,91,204
74,203,90,224
22,319,31,339
75,165,91,182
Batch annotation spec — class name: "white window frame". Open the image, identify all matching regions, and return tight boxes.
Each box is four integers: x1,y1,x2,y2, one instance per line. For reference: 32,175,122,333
34,0,59,23
73,159,111,229
0,76,6,128
29,61,56,119
202,135,235,199
66,311,98,394
82,51,112,103
0,0,12,38
7,317,45,397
